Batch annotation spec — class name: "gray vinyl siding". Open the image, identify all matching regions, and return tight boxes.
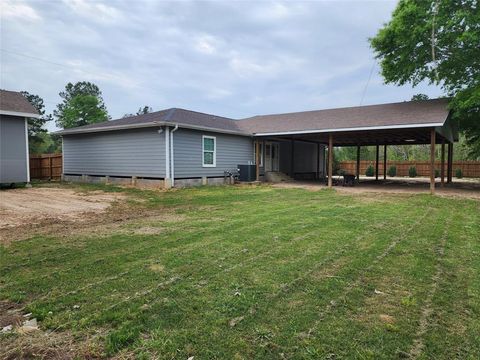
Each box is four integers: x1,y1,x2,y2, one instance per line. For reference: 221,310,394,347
0,115,28,183
63,128,165,178
172,129,253,178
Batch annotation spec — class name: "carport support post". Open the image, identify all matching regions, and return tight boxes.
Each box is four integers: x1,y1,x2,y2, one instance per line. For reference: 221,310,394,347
255,140,260,182
447,142,453,184
430,129,436,194
441,140,445,187
375,145,379,180
316,143,320,180
328,134,333,188
290,139,295,177
356,145,360,181
383,145,387,180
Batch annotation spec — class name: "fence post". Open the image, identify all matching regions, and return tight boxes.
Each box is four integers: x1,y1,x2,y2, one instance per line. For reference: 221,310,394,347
49,156,53,180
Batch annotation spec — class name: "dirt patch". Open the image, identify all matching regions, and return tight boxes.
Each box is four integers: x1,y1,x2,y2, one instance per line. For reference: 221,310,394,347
0,330,103,360
379,314,395,324
149,264,165,272
270,178,480,200
0,187,187,245
0,301,24,329
131,226,165,235
0,187,125,229
0,301,103,359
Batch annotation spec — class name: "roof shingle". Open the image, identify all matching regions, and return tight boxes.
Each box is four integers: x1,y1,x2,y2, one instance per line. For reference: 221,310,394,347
237,98,450,134
57,98,450,136
0,90,39,116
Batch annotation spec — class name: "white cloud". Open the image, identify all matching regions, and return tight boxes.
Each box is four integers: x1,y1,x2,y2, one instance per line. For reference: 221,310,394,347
0,0,40,21
205,88,232,100
63,0,122,23
194,34,219,55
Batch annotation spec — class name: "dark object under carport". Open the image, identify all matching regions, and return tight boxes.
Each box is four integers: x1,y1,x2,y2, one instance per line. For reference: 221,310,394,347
238,164,256,182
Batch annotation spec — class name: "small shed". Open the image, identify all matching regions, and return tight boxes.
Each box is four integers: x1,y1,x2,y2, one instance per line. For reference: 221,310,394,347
0,90,40,184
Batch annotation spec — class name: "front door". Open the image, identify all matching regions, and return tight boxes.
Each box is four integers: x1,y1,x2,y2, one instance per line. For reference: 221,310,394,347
265,142,280,172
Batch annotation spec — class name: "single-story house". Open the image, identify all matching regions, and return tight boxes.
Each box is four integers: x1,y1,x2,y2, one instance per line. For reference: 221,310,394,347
0,90,40,184
57,98,457,193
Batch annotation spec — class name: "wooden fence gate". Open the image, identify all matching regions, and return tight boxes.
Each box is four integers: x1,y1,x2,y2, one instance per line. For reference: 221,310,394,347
29,154,63,180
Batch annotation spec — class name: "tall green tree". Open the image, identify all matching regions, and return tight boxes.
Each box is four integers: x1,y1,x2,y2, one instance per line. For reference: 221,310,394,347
21,91,52,139
21,91,53,153
54,81,109,128
370,0,480,158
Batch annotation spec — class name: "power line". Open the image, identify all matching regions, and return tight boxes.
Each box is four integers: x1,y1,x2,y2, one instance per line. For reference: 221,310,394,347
359,60,376,105
1,48,72,69
0,48,107,79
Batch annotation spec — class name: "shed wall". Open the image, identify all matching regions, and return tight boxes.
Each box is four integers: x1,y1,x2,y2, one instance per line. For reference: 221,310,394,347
63,128,166,178
0,115,28,183
172,129,253,178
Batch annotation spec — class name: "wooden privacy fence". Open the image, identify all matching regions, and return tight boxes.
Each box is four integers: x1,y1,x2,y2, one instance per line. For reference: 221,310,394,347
30,154,63,180
339,160,480,178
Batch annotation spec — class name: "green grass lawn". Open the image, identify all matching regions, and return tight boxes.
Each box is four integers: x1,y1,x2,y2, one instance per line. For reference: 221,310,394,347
1,184,479,359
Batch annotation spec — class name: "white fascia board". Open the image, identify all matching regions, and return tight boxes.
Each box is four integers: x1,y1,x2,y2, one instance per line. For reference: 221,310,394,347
253,122,445,136
162,122,251,136
58,121,252,137
0,110,40,118
55,122,164,135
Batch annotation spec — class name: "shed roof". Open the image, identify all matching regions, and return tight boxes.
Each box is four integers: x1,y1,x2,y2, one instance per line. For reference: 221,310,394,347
0,90,40,118
56,98,450,137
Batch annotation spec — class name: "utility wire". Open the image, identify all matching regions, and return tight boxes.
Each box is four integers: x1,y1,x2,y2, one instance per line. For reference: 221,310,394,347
1,48,72,69
359,60,375,105
0,48,108,79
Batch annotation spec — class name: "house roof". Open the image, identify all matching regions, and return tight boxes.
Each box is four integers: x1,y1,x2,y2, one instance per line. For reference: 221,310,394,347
57,98,450,136
0,90,40,118
56,108,246,135
237,98,450,135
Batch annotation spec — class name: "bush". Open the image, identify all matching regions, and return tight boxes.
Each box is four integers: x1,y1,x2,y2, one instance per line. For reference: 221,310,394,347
365,165,375,177
387,165,397,177
455,169,463,178
408,166,417,178
338,169,346,176
435,169,440,178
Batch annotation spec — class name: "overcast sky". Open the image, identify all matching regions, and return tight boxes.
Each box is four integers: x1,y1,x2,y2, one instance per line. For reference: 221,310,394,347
1,0,442,132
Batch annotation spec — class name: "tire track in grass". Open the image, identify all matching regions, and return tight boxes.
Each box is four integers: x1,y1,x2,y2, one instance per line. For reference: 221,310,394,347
407,216,450,358
2,199,326,297
410,202,478,359
0,199,285,272
296,206,435,340
112,212,412,351
222,220,399,323
94,223,387,351
1,191,297,270
35,200,355,323
26,200,342,304
78,206,395,330
6,192,333,276
80,223,352,323
124,206,423,356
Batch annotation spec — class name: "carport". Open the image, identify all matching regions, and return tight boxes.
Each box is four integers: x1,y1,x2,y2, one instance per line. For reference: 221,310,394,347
243,98,457,194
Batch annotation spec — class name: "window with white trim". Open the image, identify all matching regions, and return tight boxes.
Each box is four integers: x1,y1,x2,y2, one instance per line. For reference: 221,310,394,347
202,135,216,167
253,142,264,166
